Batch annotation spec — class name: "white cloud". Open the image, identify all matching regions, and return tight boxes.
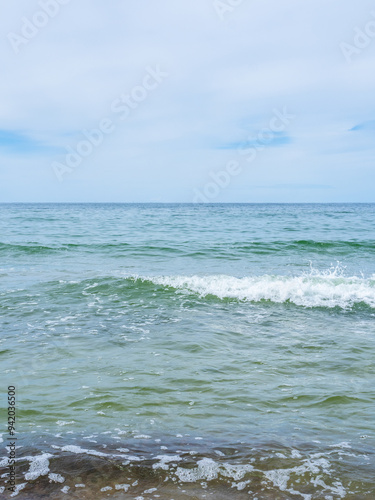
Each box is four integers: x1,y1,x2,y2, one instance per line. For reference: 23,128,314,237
1,0,375,201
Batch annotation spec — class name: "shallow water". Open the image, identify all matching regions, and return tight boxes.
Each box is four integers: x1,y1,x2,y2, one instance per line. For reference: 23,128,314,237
0,203,374,498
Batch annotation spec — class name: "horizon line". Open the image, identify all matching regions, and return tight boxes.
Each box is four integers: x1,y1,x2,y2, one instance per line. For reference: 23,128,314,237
1,202,374,205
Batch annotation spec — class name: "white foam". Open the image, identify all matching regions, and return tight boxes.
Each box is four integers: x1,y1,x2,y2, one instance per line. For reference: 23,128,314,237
329,442,351,449
56,420,75,426
115,484,130,492
24,454,53,481
49,473,65,483
10,483,27,497
61,486,70,493
221,463,255,481
311,477,346,498
56,444,142,464
262,455,347,500
121,455,142,461
60,445,107,457
153,455,182,470
264,468,314,500
101,486,112,491
264,468,290,491
232,479,251,490
291,449,302,458
144,488,158,494
176,458,253,482
135,268,375,309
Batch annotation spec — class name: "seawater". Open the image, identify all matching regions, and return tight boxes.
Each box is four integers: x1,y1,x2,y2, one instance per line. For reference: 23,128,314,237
0,203,374,499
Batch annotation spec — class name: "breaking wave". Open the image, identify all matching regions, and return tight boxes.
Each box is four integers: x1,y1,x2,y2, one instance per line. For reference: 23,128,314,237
131,267,375,309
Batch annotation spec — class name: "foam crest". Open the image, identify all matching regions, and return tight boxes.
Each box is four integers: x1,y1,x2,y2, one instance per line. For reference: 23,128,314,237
137,268,375,309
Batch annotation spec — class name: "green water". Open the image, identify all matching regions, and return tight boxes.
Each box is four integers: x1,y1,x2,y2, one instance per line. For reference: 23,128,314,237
0,204,374,498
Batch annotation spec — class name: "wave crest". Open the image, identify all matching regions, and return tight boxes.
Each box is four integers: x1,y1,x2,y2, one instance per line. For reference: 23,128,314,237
133,269,375,309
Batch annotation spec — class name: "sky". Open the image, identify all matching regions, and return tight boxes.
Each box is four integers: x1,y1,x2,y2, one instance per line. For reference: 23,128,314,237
1,0,375,203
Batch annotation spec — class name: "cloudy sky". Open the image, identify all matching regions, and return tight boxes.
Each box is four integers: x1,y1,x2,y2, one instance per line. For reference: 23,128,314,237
1,0,375,202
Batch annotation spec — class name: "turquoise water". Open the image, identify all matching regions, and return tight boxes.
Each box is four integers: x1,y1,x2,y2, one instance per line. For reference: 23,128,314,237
1,203,374,499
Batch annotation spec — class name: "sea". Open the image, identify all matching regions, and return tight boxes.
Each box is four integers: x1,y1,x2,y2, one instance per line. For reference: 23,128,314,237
0,203,374,499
